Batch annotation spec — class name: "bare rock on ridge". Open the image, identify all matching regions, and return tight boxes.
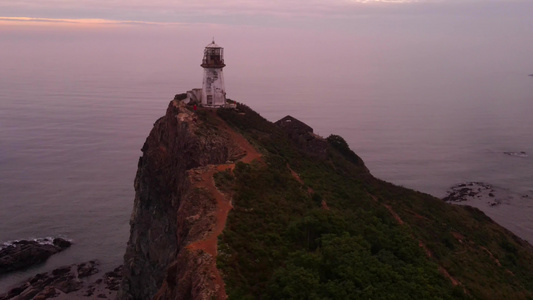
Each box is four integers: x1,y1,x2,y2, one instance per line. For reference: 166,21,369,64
275,115,328,158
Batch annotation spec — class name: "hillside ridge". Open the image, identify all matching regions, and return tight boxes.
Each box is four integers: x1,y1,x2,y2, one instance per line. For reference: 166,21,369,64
119,98,533,300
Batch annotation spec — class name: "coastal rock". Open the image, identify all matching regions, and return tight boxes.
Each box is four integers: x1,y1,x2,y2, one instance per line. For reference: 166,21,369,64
504,151,528,158
104,266,123,291
442,182,533,208
0,261,103,300
443,182,500,205
0,238,72,274
118,100,239,300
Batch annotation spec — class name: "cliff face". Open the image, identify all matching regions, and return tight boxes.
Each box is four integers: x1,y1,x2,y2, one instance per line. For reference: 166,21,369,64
118,100,243,299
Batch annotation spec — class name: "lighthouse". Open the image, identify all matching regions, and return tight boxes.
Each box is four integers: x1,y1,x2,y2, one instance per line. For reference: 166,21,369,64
201,40,226,107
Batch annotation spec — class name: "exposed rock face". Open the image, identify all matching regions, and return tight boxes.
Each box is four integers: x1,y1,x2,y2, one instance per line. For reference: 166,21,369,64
118,100,240,300
275,115,328,158
0,238,72,274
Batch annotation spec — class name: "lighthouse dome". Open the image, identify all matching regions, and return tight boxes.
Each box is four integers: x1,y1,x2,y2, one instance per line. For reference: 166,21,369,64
205,40,222,48
205,41,222,48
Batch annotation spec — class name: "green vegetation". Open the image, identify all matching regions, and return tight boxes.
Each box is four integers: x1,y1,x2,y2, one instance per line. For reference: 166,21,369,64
216,104,533,300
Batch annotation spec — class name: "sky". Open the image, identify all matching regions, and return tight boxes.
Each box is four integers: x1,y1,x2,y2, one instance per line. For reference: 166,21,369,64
1,0,531,99
1,0,531,100
1,0,532,29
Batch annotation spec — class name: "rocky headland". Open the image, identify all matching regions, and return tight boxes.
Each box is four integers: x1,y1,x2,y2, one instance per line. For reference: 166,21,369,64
115,97,533,299
118,99,253,299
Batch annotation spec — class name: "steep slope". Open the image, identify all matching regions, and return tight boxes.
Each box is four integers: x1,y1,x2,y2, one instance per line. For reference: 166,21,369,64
120,99,533,300
118,100,259,299
215,103,533,299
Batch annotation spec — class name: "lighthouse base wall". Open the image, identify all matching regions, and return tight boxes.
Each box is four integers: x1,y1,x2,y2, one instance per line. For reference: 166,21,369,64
202,68,226,107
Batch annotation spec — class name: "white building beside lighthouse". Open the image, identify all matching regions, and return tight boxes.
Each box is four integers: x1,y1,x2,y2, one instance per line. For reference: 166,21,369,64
201,40,226,107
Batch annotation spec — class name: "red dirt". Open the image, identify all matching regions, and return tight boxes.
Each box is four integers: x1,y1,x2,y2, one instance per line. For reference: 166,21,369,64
187,165,233,257
287,163,315,195
383,203,404,225
404,209,430,221
438,266,460,286
480,246,502,267
321,200,330,210
451,231,465,244
185,112,262,299
418,240,433,258
287,163,304,185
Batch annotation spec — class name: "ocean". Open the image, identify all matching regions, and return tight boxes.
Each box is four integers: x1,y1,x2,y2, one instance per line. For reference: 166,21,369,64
1,21,532,291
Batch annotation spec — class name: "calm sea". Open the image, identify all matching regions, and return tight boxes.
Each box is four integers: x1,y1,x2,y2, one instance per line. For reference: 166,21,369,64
1,24,532,290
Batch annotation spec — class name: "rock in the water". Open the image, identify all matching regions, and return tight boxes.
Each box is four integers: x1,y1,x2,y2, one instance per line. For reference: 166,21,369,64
443,182,500,205
0,261,121,300
504,151,528,158
442,182,532,208
0,238,72,274
53,238,72,249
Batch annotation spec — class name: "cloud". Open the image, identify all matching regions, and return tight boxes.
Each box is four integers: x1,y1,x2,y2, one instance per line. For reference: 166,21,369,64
0,16,180,26
1,0,531,27
0,0,429,21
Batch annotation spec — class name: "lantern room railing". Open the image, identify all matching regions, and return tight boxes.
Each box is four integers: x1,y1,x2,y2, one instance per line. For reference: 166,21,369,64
201,58,225,68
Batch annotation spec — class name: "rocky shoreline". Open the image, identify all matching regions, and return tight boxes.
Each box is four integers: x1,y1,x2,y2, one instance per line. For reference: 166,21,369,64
0,261,122,300
443,181,530,207
1,237,122,299
0,238,72,275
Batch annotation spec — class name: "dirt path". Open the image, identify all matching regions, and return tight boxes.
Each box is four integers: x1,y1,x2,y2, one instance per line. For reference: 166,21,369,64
287,163,315,196
185,112,262,299
187,165,233,257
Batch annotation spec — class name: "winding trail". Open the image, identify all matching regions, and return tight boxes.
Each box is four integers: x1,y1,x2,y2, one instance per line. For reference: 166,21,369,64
185,111,262,299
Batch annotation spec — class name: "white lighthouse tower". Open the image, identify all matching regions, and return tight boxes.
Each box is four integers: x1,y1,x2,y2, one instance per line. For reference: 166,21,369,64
201,40,226,107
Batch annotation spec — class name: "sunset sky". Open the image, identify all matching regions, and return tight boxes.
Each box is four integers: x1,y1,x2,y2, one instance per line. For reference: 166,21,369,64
2,0,531,103
1,0,532,28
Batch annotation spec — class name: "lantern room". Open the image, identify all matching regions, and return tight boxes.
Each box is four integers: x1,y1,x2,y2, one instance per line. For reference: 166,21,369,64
201,39,227,107
201,41,226,68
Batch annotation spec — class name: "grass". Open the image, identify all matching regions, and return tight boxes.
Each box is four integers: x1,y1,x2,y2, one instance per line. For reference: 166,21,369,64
215,103,533,300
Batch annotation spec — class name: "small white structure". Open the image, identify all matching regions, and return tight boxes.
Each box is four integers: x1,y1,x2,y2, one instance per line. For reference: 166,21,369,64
201,40,226,107
186,88,202,104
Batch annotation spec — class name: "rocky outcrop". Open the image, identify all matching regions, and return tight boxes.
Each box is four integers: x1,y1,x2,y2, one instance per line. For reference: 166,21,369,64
0,261,122,300
275,115,328,158
443,181,532,207
0,238,71,274
504,151,528,158
118,100,243,300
